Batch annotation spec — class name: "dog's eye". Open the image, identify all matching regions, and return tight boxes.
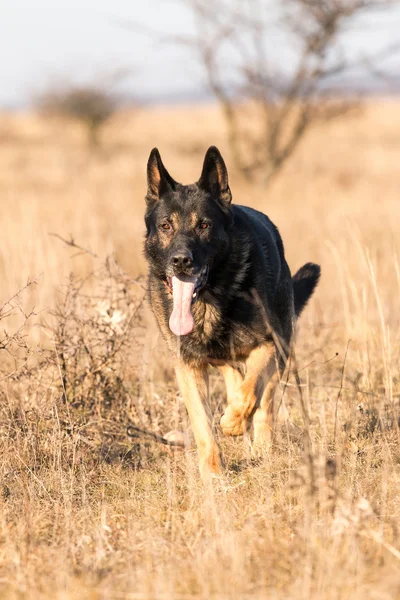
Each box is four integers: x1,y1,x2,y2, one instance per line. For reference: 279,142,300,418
160,223,171,231
199,223,209,230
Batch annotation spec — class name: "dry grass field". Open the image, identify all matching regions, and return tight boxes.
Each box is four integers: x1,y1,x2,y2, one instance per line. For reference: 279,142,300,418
1,100,400,599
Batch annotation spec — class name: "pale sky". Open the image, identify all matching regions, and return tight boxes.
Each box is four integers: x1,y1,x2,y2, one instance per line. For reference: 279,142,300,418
1,0,400,108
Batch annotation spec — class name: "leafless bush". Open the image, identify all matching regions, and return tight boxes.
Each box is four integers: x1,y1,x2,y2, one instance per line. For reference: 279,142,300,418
43,250,155,463
52,261,143,406
0,241,183,469
169,0,400,183
37,84,119,147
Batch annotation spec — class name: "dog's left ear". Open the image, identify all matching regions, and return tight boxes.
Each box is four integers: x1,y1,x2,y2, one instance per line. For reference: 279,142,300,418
198,146,231,207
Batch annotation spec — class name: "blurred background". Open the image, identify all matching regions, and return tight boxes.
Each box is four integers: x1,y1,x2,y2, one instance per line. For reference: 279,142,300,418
2,0,400,107
1,0,400,335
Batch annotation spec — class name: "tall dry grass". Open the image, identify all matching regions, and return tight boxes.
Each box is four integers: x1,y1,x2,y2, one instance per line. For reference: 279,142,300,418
1,100,400,599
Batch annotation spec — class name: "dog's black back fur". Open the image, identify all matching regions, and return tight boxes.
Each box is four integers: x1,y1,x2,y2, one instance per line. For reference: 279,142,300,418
144,146,320,366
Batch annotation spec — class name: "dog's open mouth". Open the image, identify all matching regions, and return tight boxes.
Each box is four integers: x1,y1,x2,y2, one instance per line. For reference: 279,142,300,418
165,266,208,301
165,266,208,336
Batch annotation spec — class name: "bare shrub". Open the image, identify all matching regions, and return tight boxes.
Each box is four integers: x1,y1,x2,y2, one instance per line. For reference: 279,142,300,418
37,84,119,147
52,259,144,407
53,259,143,455
0,242,184,472
162,0,400,183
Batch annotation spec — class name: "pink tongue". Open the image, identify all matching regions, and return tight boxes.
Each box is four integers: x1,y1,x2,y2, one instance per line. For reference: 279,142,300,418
169,276,196,336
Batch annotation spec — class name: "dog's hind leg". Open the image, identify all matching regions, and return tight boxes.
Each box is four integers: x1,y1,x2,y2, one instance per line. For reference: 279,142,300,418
252,360,279,452
220,343,276,437
175,362,223,479
252,330,291,451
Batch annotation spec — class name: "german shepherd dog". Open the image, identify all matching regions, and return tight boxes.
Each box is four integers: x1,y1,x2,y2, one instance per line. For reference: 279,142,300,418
144,146,320,478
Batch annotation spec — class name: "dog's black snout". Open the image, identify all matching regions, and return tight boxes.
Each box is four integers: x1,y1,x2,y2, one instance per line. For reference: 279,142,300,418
171,250,193,271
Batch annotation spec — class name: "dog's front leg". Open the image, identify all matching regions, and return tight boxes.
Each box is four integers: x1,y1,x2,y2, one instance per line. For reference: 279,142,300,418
175,362,223,479
220,342,276,437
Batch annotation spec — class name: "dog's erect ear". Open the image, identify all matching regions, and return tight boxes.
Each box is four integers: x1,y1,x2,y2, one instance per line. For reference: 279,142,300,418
198,146,231,207
146,148,176,204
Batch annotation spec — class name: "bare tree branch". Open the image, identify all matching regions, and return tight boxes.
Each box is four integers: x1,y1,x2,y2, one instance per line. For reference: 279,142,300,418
123,0,400,184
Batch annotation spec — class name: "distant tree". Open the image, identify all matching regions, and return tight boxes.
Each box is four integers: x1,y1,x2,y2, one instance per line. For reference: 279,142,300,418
160,0,400,184
37,84,119,148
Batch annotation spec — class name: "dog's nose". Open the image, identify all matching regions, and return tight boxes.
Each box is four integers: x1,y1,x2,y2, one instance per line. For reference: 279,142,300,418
171,250,193,271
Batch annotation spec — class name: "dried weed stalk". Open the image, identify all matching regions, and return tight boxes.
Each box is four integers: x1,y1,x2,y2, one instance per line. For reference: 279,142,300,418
0,276,42,380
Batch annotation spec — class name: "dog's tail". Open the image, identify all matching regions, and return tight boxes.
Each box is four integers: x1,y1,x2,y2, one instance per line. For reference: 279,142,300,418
292,263,321,317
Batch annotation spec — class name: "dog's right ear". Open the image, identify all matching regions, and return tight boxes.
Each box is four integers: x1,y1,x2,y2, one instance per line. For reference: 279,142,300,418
146,148,176,204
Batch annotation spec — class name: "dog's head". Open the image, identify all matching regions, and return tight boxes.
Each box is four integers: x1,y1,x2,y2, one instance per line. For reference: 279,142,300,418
144,146,233,336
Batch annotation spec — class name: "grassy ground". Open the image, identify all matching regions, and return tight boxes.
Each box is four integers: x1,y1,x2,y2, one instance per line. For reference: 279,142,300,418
1,101,400,599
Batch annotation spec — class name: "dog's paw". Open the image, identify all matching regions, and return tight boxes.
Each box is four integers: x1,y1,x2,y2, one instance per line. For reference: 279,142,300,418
220,406,246,436
199,446,224,481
